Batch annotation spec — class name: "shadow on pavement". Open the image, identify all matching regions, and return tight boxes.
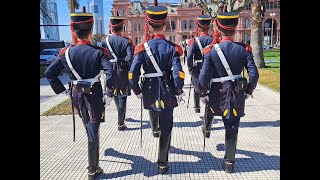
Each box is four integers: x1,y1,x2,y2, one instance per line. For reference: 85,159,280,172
212,120,280,131
98,144,279,179
124,118,151,131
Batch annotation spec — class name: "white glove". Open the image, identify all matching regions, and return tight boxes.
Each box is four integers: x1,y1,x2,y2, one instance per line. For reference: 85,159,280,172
104,95,113,106
136,93,143,99
176,92,186,104
200,95,209,104
245,94,251,100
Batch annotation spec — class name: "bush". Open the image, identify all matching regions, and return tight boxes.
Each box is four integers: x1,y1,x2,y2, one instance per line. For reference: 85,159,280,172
40,66,47,78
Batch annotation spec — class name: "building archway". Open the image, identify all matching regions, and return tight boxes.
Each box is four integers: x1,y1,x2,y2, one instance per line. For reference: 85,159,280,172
263,18,277,46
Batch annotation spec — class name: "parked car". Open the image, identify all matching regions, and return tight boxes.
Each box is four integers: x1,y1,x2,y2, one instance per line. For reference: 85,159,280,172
40,48,60,65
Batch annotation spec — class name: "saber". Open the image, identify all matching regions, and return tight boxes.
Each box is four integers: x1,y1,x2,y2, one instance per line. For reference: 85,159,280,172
187,76,192,108
69,82,76,142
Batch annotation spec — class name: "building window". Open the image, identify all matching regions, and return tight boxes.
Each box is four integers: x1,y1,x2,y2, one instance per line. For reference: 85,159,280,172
244,18,250,28
245,2,251,10
135,37,138,45
274,1,278,8
270,1,274,9
172,21,175,30
173,36,175,43
265,1,269,9
182,20,187,30
166,21,171,31
123,25,126,32
189,20,194,29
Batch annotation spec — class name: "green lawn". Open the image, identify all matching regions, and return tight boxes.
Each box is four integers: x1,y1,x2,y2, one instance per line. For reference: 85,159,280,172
263,49,280,61
259,49,280,92
42,98,77,116
40,66,47,78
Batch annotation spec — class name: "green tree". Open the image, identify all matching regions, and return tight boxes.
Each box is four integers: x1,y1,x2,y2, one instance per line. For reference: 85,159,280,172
192,0,265,68
91,33,106,46
67,0,80,11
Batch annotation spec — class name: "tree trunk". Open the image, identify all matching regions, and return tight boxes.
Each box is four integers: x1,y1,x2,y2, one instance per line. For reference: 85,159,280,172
250,0,265,68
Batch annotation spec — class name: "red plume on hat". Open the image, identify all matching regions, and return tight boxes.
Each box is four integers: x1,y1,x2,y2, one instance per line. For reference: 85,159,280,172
154,0,158,6
82,6,86,13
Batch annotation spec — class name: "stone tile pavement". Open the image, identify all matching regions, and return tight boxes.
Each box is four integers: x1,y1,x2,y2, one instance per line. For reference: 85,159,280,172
40,64,280,179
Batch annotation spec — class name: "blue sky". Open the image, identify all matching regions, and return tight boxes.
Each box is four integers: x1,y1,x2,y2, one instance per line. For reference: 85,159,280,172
41,0,179,42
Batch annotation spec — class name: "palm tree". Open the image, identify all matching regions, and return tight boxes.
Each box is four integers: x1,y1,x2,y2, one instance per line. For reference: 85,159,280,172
250,0,265,68
67,0,80,11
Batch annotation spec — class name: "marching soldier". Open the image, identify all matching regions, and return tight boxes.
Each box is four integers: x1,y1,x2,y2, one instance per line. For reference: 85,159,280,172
45,10,115,180
101,11,134,131
199,12,259,173
187,14,214,114
129,0,185,174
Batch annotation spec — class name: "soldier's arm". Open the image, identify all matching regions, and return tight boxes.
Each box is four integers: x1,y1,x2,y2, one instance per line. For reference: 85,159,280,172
199,46,214,97
44,57,66,94
129,45,144,95
172,44,185,95
125,41,134,66
244,52,259,95
100,51,116,97
186,39,195,72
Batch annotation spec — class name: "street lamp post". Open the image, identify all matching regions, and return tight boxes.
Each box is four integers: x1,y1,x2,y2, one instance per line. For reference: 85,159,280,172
68,0,76,45
270,12,276,47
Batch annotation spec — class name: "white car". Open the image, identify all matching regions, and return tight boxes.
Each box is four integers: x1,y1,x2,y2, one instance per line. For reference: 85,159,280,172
40,49,60,65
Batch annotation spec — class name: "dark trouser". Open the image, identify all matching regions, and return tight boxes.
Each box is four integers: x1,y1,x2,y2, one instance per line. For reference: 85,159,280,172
114,96,127,126
78,104,101,172
155,108,173,168
202,104,214,138
223,116,240,164
148,110,160,137
194,90,200,113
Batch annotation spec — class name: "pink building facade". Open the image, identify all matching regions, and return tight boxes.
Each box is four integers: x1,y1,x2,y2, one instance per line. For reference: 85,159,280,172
111,0,280,47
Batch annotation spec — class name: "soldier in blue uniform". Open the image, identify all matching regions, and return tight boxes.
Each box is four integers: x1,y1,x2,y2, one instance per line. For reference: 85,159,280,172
101,11,134,131
129,1,185,174
45,11,115,180
199,12,259,173
187,14,213,114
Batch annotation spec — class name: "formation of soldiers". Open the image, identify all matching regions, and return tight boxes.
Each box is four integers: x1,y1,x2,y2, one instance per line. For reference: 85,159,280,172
44,1,259,179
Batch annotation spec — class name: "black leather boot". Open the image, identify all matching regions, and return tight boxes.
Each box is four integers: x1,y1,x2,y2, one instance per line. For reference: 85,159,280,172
88,136,103,180
202,105,214,138
224,134,238,173
194,91,200,113
148,110,160,137
157,134,171,174
115,97,127,131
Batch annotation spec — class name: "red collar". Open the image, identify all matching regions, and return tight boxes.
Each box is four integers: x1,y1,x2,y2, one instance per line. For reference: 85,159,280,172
199,32,209,36
221,37,234,42
153,34,166,39
111,32,121,36
77,39,91,45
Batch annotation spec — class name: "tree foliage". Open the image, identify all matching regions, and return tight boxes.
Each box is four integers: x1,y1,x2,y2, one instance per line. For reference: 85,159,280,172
91,33,106,46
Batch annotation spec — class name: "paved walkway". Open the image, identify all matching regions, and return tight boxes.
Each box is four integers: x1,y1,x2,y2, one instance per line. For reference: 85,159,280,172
40,65,280,180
